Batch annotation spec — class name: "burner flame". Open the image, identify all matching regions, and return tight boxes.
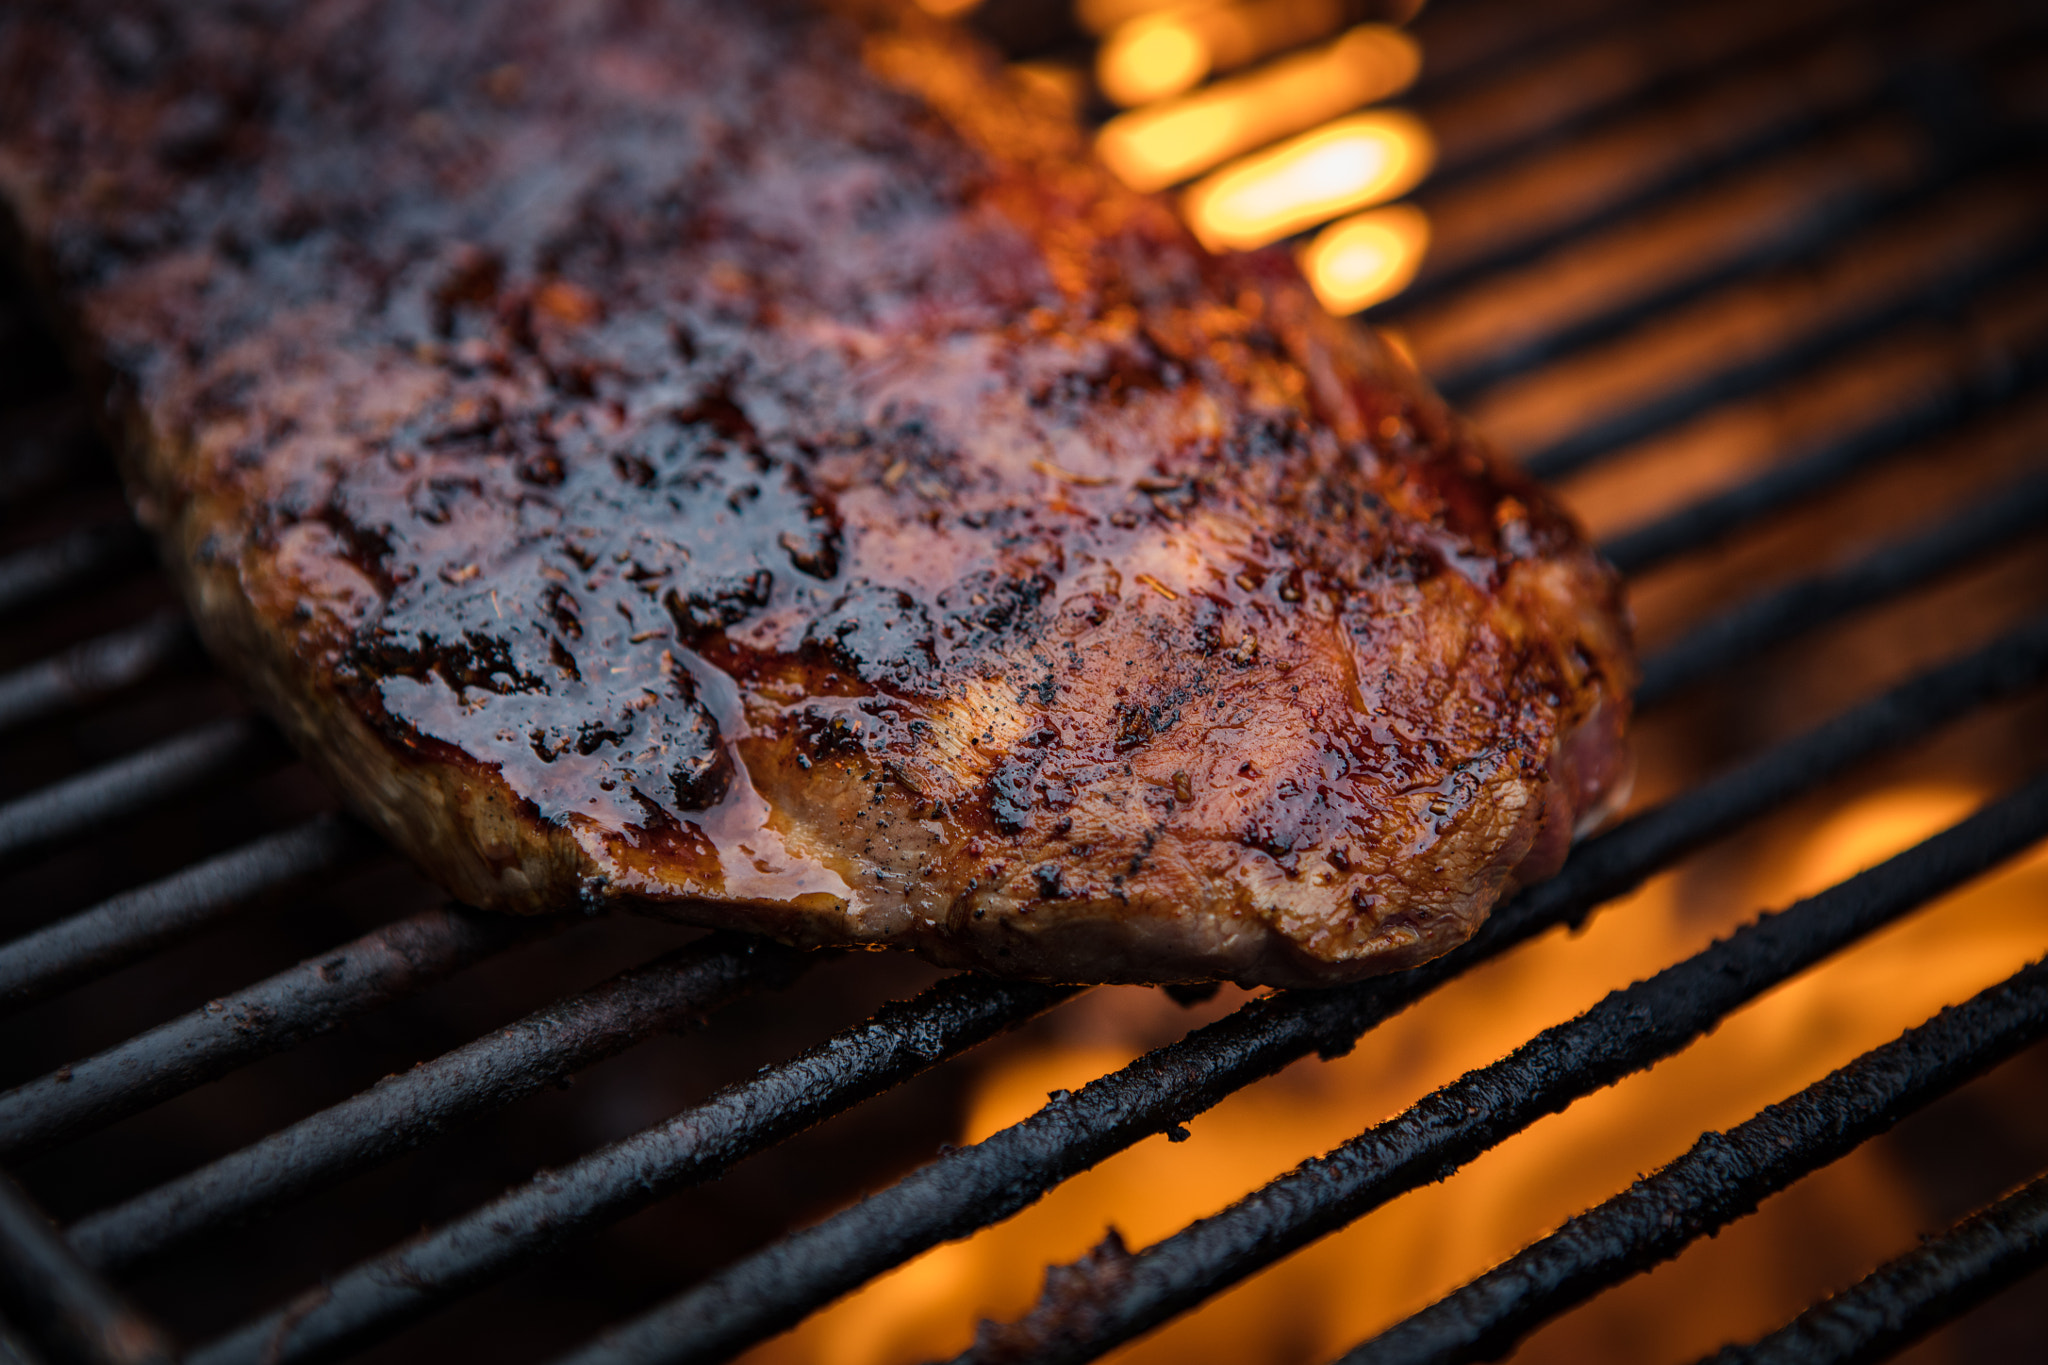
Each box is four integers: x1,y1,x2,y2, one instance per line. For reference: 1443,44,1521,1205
1183,109,1433,251
1301,202,1430,314
1097,24,1421,191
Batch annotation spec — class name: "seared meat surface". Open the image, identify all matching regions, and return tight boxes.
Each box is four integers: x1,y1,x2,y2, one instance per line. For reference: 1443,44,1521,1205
0,0,1632,985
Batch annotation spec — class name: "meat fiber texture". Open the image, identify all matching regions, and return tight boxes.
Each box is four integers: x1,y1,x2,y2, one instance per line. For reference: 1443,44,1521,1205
0,0,1634,986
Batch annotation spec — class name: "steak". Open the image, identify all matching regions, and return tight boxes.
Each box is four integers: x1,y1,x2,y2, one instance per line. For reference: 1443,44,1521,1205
0,0,1634,985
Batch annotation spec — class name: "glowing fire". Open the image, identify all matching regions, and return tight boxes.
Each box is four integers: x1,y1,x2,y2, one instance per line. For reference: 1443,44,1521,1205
1182,110,1434,252
1077,0,1201,37
1097,24,1422,191
972,0,1435,312
1096,0,1356,107
1097,13,1211,106
1300,203,1430,314
745,782,2048,1365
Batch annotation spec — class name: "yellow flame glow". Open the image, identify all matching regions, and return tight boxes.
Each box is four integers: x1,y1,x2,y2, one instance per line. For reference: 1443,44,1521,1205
1098,16,1213,106
1078,0,1195,37
1096,0,1354,107
1183,108,1434,251
1098,24,1421,191
911,0,984,17
1301,203,1430,313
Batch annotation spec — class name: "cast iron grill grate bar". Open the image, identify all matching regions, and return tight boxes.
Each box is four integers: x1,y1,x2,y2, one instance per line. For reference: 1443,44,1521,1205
1417,145,2023,409
1705,1172,2048,1365
1405,0,1869,185
0,905,559,1165
458,621,2048,1365
1399,0,1646,107
0,717,287,873
1599,343,2048,579
1388,0,1956,314
1393,0,1643,131
1412,35,2048,449
920,776,2048,1365
0,814,376,1016
1336,957,2048,1365
1394,0,2048,325
0,610,194,738
184,974,1078,1365
67,933,821,1274
1519,230,2048,482
0,1170,173,1365
0,426,86,523
1633,470,2048,706
0,522,152,622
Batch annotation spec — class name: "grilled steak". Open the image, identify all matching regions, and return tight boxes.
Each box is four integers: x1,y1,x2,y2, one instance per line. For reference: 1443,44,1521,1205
0,0,1633,985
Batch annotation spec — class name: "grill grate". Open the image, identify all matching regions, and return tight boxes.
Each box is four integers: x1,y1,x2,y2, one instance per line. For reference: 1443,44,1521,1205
1710,1170,2048,1365
1345,959,2048,1365
3,0,2047,1361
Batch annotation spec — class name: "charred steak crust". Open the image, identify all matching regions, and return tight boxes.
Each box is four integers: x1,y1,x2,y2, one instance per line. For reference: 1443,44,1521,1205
0,0,1634,986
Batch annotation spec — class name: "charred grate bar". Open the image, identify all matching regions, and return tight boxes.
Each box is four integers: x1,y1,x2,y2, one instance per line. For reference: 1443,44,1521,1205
1518,231,2048,483
68,932,820,1273
1707,1172,2048,1365
1598,342,2048,581
1424,135,2044,406
0,905,558,1164
0,610,194,738
1391,2,2048,321
0,1171,173,1365
0,814,377,1015
1340,958,2048,1365
0,716,288,872
183,974,1076,1365
0,521,151,621
1390,0,1969,311
1633,471,2048,705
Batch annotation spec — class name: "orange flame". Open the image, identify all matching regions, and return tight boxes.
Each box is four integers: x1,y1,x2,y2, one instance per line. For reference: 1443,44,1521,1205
1182,109,1434,251
746,783,2048,1364
1077,0,1201,37
1300,202,1430,314
1096,0,1354,107
1097,14,1213,106
1097,24,1422,190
